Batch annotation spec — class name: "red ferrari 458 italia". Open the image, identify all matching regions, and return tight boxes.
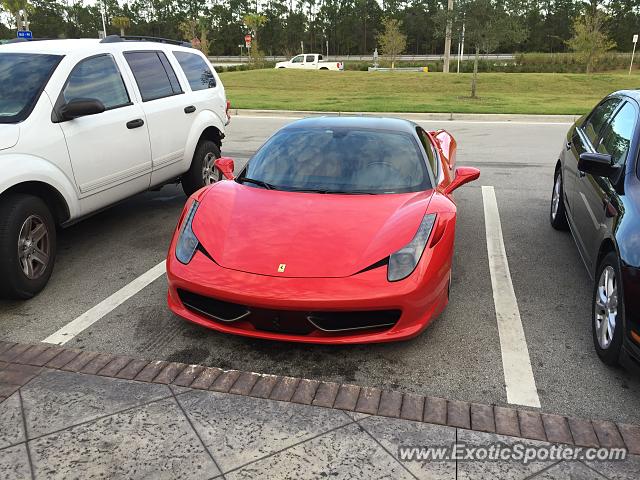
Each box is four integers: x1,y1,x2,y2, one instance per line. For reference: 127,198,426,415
166,117,479,344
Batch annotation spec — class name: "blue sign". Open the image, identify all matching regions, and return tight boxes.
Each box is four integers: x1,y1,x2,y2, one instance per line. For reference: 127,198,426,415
17,30,33,39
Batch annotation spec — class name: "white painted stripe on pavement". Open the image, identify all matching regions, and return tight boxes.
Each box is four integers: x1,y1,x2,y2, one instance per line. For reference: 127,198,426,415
482,186,541,408
42,261,167,345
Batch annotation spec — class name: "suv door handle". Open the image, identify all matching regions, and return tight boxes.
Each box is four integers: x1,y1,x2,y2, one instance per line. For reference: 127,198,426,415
184,105,196,114
126,119,144,129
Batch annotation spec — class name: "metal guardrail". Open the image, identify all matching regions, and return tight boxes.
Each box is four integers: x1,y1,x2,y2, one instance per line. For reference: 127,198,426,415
208,54,516,63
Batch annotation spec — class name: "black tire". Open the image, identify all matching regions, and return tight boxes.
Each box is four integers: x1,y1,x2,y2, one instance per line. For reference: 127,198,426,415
0,194,57,299
550,167,569,230
592,251,624,366
181,140,221,196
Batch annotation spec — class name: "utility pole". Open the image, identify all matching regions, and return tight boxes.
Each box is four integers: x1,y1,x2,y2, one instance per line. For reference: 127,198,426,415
631,34,638,75
457,20,465,74
443,0,454,73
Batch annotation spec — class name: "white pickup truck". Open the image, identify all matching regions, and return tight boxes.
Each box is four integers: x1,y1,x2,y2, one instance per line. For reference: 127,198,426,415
275,54,344,71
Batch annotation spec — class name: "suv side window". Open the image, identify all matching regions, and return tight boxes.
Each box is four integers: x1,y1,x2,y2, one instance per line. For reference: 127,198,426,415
596,101,637,167
63,54,130,109
582,98,622,146
124,51,183,102
417,128,438,175
173,51,216,91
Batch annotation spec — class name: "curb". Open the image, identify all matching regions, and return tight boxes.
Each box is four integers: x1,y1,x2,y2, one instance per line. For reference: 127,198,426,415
1,340,638,454
232,109,579,124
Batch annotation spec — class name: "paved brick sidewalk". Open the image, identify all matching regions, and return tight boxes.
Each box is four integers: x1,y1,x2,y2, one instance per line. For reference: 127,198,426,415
1,341,639,479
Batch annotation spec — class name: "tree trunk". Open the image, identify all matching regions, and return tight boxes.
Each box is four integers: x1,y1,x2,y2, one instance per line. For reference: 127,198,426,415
443,0,453,73
471,45,479,98
120,27,125,37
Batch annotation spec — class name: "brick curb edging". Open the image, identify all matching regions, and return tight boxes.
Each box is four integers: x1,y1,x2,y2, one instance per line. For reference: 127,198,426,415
2,340,639,455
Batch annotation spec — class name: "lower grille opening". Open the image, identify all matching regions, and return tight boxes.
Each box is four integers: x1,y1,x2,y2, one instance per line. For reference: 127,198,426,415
307,310,401,332
178,289,250,322
178,289,400,335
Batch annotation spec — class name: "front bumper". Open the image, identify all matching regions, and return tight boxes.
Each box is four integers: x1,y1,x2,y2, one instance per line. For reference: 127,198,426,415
166,247,451,344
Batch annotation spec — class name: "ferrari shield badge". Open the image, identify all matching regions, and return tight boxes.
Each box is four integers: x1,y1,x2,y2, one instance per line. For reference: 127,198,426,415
278,264,286,273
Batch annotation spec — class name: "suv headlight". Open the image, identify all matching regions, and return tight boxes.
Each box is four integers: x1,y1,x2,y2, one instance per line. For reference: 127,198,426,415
175,200,200,264
387,213,437,282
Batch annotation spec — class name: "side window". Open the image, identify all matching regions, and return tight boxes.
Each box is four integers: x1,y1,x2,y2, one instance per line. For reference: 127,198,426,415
124,51,183,102
596,102,637,167
291,55,303,63
582,98,622,146
318,55,323,61
63,54,130,109
305,55,315,63
173,51,216,91
417,128,438,174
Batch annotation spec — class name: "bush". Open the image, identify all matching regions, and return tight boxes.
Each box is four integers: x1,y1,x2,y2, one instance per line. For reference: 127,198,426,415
214,61,276,73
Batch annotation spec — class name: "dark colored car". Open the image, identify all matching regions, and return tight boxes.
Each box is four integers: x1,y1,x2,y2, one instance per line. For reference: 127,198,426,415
550,90,640,368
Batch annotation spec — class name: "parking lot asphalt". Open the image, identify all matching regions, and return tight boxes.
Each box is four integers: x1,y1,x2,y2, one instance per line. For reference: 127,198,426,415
1,116,639,425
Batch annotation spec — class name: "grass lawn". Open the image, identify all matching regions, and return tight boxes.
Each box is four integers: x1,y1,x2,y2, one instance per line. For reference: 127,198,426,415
219,69,640,115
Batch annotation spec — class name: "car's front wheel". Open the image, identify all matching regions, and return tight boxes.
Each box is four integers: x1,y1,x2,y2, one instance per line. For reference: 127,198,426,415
181,140,222,196
592,251,624,365
0,194,56,299
550,167,569,230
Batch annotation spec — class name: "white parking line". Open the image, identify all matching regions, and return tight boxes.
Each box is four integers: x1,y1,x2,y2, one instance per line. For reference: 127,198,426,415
42,261,166,345
482,186,541,408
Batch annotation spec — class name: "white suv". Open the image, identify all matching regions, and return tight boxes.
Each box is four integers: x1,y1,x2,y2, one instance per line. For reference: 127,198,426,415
0,36,230,299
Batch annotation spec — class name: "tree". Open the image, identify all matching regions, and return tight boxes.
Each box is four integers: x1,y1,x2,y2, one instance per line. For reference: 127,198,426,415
566,4,616,74
377,17,406,69
111,16,130,36
243,12,267,62
437,0,527,98
1,0,28,31
179,17,210,54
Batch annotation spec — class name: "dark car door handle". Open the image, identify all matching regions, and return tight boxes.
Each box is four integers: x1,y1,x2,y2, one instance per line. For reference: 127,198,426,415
126,119,144,129
184,105,196,114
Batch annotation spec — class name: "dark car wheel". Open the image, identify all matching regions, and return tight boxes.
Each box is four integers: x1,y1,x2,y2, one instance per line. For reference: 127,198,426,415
550,168,569,230
592,251,624,365
181,140,221,196
0,194,57,299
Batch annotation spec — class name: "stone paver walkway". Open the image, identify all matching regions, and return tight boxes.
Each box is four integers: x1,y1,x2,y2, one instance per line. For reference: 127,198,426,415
1,343,639,479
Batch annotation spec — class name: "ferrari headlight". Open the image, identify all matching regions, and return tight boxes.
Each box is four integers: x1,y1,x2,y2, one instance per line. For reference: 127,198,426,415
387,213,437,282
175,200,200,264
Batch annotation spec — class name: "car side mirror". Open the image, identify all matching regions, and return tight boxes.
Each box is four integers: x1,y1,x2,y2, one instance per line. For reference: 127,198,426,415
443,166,480,195
214,157,235,180
59,98,105,121
578,152,619,179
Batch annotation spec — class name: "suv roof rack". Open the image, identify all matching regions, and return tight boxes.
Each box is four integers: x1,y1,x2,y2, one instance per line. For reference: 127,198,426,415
101,35,192,48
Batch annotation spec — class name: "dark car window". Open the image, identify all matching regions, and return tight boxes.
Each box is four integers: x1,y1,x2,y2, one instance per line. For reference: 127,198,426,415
173,51,216,91
596,101,637,167
305,55,315,63
583,98,622,146
243,127,431,194
416,128,438,175
291,55,303,63
0,53,62,124
63,54,130,109
124,51,182,102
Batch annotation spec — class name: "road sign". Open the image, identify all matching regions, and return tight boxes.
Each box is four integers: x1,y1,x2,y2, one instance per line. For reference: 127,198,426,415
17,30,32,39
244,34,252,48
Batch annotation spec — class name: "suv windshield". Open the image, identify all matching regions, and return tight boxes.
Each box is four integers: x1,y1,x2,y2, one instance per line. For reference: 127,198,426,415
242,127,431,194
0,53,62,124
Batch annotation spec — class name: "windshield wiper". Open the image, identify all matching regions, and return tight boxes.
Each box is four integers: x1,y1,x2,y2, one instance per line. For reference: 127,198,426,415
286,188,378,195
236,177,276,190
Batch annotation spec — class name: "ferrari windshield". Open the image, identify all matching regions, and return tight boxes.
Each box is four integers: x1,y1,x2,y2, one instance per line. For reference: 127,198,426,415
0,53,62,124
242,127,431,194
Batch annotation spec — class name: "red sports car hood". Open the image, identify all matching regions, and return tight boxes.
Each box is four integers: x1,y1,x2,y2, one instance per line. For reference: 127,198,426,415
192,181,434,278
